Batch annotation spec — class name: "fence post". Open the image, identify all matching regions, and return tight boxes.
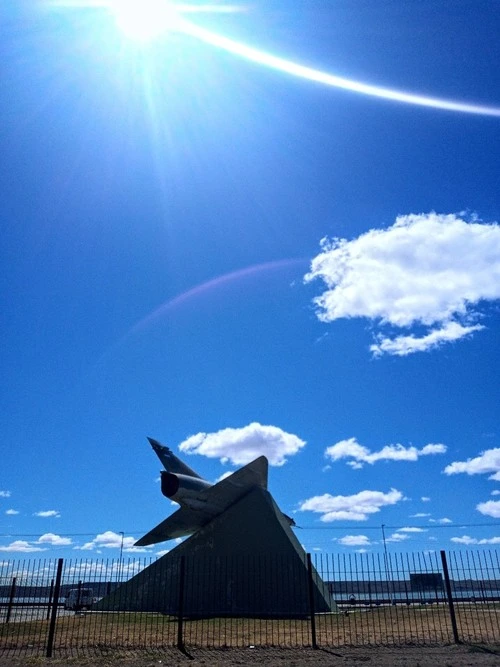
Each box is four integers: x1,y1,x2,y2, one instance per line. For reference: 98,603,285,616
177,556,186,652
440,550,460,644
5,576,16,624
306,553,318,650
46,558,64,658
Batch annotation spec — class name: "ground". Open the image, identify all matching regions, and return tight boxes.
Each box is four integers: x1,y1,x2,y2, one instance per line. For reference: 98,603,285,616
1,645,500,666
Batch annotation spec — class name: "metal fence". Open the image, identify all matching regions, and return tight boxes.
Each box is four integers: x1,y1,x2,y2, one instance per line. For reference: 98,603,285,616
1,549,499,657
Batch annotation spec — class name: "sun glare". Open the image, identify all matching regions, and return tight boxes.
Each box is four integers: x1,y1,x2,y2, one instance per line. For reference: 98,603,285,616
110,0,182,42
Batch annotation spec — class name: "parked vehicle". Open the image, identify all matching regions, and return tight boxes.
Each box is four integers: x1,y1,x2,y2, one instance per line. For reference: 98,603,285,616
63,587,94,610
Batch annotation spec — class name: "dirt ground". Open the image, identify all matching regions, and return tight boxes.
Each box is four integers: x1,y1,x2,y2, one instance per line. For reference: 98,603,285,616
1,645,500,666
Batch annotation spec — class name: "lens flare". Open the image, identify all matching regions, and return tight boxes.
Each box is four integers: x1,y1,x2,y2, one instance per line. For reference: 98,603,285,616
180,21,500,117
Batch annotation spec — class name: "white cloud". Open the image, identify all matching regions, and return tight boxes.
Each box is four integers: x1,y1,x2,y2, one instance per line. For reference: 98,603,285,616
0,540,46,553
451,535,500,545
37,533,72,546
76,531,150,553
476,500,500,518
338,534,371,546
429,517,452,524
156,549,170,557
305,213,500,355
5,509,19,515
0,491,11,498
299,488,403,522
444,448,500,480
34,510,60,518
410,512,431,518
179,422,305,466
421,497,431,502
325,437,446,468
371,322,483,357
386,532,410,542
398,527,427,533
492,490,500,496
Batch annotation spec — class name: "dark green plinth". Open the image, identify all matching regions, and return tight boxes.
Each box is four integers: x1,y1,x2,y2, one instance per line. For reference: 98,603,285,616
96,487,336,617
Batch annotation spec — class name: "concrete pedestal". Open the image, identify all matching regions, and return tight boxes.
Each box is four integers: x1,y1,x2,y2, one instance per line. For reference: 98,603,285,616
96,487,336,617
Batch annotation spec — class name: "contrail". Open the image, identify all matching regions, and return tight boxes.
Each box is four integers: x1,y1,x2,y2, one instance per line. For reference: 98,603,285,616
180,20,500,117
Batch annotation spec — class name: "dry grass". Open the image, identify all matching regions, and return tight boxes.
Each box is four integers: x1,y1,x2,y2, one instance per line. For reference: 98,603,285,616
1,603,499,655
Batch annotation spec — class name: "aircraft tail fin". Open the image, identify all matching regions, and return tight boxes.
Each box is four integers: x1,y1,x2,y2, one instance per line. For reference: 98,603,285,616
147,437,202,478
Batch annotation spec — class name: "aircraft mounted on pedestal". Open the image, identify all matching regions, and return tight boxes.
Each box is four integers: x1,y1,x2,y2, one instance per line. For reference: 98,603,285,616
135,437,295,547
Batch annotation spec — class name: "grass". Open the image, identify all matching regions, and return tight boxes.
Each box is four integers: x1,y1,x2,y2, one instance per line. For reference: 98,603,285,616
1,603,499,655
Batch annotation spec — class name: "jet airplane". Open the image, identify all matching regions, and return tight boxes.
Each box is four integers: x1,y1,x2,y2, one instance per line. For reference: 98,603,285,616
135,437,294,547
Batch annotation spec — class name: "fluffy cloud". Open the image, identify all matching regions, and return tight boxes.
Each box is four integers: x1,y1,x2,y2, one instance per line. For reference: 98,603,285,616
5,509,19,515
411,512,431,518
305,213,500,355
0,491,11,498
338,535,371,546
325,437,446,468
78,531,150,553
476,500,500,518
37,533,72,546
179,422,305,466
299,488,403,522
430,517,452,524
0,540,46,553
34,510,61,518
451,535,500,545
444,448,500,480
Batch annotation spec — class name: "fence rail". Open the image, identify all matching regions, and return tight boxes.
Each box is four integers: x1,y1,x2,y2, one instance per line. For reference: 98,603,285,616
1,549,499,657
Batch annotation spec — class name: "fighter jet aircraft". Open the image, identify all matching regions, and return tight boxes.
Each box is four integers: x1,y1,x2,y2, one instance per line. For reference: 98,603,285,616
135,437,296,547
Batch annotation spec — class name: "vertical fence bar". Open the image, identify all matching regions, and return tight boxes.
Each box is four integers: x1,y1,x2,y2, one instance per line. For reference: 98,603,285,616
5,576,16,625
46,558,64,658
177,556,186,652
440,550,460,644
46,578,54,621
306,553,317,650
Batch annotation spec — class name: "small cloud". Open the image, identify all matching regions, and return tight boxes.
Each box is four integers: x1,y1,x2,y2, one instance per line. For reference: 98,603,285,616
386,532,410,543
0,491,11,498
305,213,500,356
429,517,452,524
444,448,500,480
410,512,431,518
5,509,19,515
34,510,60,518
179,422,305,466
37,533,72,546
156,549,170,557
325,437,446,468
451,535,500,545
398,527,427,533
74,531,149,553
338,535,371,547
477,500,500,518
299,488,403,522
421,497,431,502
0,540,46,553
492,490,500,496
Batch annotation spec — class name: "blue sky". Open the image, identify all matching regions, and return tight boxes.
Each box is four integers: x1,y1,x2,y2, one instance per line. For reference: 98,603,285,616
1,0,500,560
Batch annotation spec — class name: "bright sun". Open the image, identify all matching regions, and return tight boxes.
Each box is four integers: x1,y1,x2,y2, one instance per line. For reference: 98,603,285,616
110,0,183,42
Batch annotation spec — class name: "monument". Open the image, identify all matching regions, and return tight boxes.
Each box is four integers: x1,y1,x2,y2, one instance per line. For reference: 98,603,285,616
96,438,336,617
